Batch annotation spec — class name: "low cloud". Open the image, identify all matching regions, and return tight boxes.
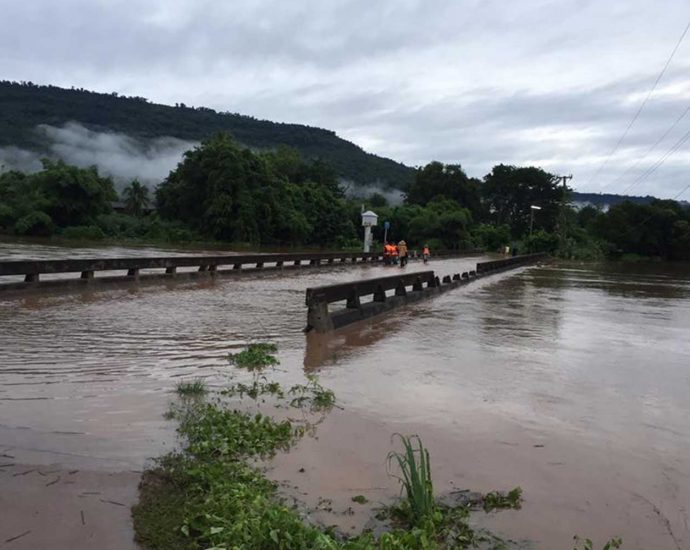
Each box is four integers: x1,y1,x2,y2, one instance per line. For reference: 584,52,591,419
0,122,197,190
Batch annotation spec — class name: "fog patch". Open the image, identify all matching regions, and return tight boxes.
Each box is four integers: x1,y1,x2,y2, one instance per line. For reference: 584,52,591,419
0,146,44,174
1,122,197,190
38,122,198,189
344,180,405,205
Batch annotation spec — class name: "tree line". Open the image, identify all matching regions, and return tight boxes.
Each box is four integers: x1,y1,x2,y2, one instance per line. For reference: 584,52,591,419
1,132,689,260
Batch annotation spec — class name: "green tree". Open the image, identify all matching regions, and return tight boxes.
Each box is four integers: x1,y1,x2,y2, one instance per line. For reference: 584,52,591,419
408,197,473,249
156,134,355,245
406,161,483,218
32,160,116,227
591,199,689,259
122,179,150,217
483,164,565,237
0,161,115,235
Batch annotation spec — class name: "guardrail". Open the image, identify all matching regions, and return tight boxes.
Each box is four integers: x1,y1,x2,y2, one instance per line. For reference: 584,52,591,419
305,269,479,332
476,253,548,275
0,251,384,291
305,253,548,332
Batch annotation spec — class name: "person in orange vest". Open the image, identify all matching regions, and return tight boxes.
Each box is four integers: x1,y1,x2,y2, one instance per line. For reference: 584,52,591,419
383,242,393,265
398,240,408,267
422,244,430,263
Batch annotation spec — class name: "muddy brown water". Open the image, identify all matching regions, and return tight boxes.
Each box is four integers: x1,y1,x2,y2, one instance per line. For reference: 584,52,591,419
1,241,689,549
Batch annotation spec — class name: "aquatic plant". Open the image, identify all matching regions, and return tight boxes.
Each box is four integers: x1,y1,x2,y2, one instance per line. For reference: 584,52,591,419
228,343,279,371
174,378,207,396
482,487,522,512
387,434,436,525
573,535,623,550
288,375,337,411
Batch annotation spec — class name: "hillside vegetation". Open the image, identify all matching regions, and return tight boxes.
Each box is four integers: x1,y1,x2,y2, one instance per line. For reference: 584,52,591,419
0,80,413,189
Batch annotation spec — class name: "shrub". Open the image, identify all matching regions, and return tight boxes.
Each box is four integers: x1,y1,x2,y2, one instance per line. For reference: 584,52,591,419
61,224,106,240
14,211,54,236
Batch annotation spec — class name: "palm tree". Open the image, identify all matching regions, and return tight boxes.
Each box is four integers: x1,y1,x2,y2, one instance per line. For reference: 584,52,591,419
122,179,150,217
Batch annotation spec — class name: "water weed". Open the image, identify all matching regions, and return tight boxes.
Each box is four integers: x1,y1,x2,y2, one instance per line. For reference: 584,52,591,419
289,374,337,411
573,535,623,550
175,378,207,396
228,343,279,371
482,487,523,512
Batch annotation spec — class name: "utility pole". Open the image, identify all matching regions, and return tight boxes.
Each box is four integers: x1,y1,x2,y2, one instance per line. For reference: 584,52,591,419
556,174,573,253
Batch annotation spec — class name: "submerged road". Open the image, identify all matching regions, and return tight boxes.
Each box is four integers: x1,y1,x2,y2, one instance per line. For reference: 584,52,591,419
1,243,689,549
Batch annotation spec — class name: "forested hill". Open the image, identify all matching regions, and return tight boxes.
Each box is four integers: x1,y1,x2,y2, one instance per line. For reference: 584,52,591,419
0,80,414,189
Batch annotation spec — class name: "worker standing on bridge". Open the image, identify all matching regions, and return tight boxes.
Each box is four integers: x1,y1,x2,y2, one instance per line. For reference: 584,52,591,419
391,242,399,265
422,244,430,264
398,240,408,268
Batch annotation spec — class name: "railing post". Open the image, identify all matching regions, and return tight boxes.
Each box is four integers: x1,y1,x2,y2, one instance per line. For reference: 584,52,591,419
307,301,334,332
234,263,242,270
346,288,361,309
412,276,423,292
256,262,264,269
395,281,407,296
294,260,301,266
165,266,176,275
24,273,39,283
81,270,94,280
373,284,386,302
127,268,139,279
276,260,284,267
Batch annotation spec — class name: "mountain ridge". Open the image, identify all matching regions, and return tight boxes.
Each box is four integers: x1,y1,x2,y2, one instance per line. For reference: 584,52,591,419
0,80,414,190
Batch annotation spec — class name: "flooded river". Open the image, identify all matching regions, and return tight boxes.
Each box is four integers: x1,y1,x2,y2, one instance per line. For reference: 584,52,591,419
1,241,689,549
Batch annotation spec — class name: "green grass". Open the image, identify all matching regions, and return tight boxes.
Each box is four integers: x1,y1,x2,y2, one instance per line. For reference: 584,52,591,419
387,434,436,526
175,379,207,397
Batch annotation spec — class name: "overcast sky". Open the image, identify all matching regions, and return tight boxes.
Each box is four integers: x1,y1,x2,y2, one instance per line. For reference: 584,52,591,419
2,0,690,198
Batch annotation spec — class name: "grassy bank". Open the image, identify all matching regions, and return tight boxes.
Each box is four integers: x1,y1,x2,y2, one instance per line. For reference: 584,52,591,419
132,344,620,550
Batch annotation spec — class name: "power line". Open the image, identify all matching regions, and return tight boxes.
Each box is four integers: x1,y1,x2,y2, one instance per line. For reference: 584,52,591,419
619,125,690,195
584,19,690,188
673,181,690,200
601,104,690,190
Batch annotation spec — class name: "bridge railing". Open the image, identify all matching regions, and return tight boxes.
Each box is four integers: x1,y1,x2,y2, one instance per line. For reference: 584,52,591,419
306,270,437,308
0,251,383,284
476,253,547,275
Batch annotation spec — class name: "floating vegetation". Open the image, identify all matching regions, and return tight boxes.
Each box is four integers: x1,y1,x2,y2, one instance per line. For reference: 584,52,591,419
482,487,523,512
228,343,279,371
288,375,337,412
136,343,622,549
174,378,207,397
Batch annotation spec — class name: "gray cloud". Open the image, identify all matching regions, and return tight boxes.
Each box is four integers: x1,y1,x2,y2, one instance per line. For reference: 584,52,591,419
2,0,690,198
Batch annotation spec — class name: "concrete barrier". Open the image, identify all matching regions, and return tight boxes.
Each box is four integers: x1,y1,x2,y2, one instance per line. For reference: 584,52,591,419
305,253,548,332
476,253,547,275
305,269,475,332
0,251,384,292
